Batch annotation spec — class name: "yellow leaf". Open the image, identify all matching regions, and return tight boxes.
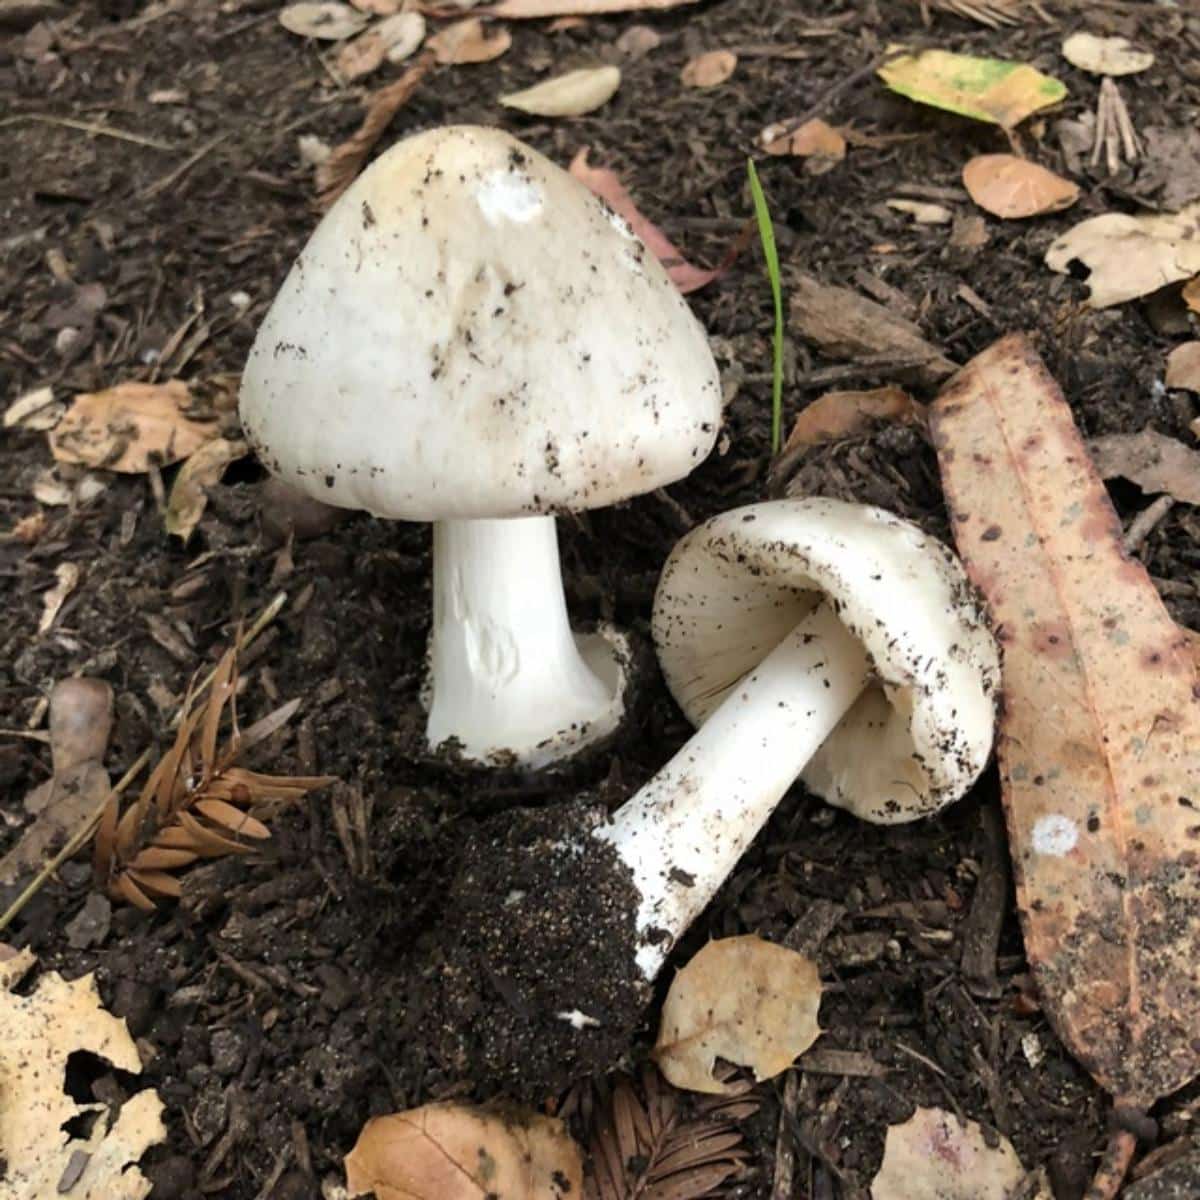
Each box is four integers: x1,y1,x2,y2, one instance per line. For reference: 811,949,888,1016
500,65,620,116
654,935,822,1094
878,46,1067,129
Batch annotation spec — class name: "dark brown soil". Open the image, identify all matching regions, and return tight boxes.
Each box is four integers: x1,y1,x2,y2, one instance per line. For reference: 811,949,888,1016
3,1,1200,1198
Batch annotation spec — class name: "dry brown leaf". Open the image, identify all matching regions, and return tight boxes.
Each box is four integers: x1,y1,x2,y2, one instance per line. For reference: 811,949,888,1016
1045,202,1200,308
1089,429,1200,506
930,334,1200,1110
962,153,1079,219
279,1,367,38
0,967,166,1199
38,561,79,634
789,272,956,385
316,54,433,209
350,0,401,11
48,677,113,774
427,16,510,63
569,147,744,294
49,380,220,473
164,437,247,542
1061,32,1154,77
870,1107,1048,1200
4,384,57,429
1166,341,1200,391
501,64,619,115
1184,277,1200,315
487,0,698,16
345,1103,582,1199
780,386,922,457
760,117,845,173
615,23,660,57
887,198,953,224
654,936,821,1095
680,49,736,88
11,510,47,544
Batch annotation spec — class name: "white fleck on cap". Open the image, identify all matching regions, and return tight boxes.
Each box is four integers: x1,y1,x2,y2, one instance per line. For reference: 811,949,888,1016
652,498,1001,823
239,125,722,520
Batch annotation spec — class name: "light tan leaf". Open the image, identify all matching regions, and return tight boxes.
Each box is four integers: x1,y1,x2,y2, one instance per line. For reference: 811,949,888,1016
1061,32,1154,77
427,16,509,63
164,437,247,542
780,386,922,457
316,55,432,209
569,147,741,294
349,0,401,12
0,969,165,1200
760,117,845,173
501,65,620,116
383,11,426,62
1045,202,1200,308
930,334,1200,1107
654,936,821,1095
886,198,953,224
345,1103,582,1199
1166,342,1200,392
615,24,660,57
680,49,736,88
1089,429,1200,506
38,561,80,634
870,1108,1036,1200
488,0,698,16
4,385,58,429
49,380,219,473
279,1,368,39
1184,277,1200,315
194,798,272,840
48,676,113,774
962,153,1079,219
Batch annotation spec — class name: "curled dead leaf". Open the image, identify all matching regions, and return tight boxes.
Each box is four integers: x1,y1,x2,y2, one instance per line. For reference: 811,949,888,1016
164,437,248,542
427,16,510,64
345,1103,582,1199
962,153,1079,219
1061,32,1154,77
1183,277,1200,315
680,48,736,88
615,23,660,57
501,64,620,115
49,380,220,473
654,935,822,1095
279,1,368,39
779,386,922,457
1089,428,1200,505
1166,342,1200,392
760,117,846,173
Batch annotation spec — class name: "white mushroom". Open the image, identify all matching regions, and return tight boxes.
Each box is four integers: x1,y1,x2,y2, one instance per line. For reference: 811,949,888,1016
595,498,1000,976
239,125,722,767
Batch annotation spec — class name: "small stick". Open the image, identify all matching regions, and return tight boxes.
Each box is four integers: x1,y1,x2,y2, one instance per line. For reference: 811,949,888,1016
0,591,288,932
1123,494,1174,554
0,113,176,151
1085,1128,1137,1200
139,134,228,201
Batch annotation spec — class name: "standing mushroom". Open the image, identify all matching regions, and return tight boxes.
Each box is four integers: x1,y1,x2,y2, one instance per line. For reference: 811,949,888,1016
595,498,1000,975
239,125,721,767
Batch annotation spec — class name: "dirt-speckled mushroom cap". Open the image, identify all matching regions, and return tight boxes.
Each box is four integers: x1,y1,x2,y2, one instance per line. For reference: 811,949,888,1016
238,125,722,520
652,498,1000,823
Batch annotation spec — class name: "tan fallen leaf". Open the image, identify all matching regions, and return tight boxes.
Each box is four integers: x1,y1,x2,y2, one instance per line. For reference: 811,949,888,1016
1062,32,1154,77
1184,277,1200,315
760,117,845,174
887,198,953,224
871,1108,1046,1200
11,510,47,545
0,967,166,1200
879,46,1067,129
38,562,80,634
681,48,736,88
569,147,743,293
501,64,620,115
316,54,433,209
279,1,368,39
349,0,401,11
164,437,248,542
345,1103,582,1199
780,386,921,456
49,380,220,473
1046,202,1200,307
488,0,699,16
1089,429,1200,506
337,12,426,77
615,23,660,57
4,384,60,430
1166,342,1200,392
963,153,1079,219
654,935,821,1094
0,944,37,990
427,16,509,63
931,335,1200,1194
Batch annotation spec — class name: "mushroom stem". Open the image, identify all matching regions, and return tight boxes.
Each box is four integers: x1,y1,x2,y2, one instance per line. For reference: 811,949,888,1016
596,602,870,977
427,516,621,766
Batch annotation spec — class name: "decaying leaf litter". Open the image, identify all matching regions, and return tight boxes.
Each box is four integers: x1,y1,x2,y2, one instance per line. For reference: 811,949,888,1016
3,0,1200,1198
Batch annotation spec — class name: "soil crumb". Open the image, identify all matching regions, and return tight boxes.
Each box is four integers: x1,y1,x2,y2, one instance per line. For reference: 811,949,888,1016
382,800,647,1101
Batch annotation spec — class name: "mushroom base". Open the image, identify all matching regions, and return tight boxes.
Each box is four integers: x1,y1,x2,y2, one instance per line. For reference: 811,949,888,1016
385,801,647,1100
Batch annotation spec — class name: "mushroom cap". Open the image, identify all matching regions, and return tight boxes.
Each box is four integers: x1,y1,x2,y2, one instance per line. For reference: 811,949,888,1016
652,498,1000,823
239,125,722,521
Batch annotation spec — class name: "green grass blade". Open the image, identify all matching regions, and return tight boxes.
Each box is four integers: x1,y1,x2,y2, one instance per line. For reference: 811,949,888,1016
746,158,785,454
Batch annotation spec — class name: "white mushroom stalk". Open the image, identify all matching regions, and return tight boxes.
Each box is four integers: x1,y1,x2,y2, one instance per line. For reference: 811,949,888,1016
427,517,624,767
596,498,1001,979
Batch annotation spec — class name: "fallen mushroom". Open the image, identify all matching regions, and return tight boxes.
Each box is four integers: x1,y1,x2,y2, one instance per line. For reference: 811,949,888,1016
239,125,722,768
595,497,1000,974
